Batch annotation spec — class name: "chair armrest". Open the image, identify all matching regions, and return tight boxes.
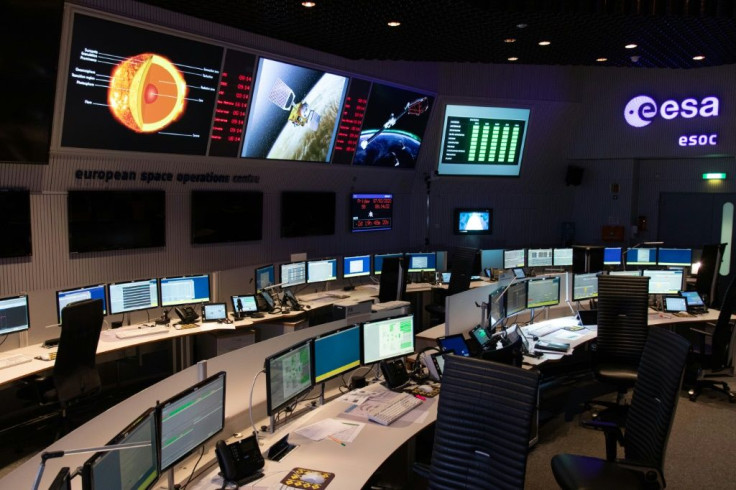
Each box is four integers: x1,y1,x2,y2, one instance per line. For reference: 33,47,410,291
582,419,624,461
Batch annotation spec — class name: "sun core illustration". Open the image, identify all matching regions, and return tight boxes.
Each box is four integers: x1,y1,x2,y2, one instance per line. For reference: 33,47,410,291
108,53,187,133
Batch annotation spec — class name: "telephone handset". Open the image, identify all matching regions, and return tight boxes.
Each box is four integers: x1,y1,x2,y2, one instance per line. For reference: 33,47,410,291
380,358,410,389
258,290,276,312
282,288,301,310
174,306,199,324
215,435,264,484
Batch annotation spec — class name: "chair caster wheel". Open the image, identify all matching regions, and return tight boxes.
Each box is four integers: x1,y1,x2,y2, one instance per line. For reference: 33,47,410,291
728,394,736,403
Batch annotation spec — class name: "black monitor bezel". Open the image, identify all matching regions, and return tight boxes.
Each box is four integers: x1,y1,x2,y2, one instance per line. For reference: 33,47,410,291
107,278,159,315
453,208,493,235
361,313,415,364
254,264,276,291
55,283,107,323
572,272,599,301
158,274,211,307
230,294,259,315
526,276,561,308
264,340,314,416
280,261,307,288
306,257,338,284
342,254,372,279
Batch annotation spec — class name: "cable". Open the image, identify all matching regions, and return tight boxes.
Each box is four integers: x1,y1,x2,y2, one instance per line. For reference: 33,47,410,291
249,369,264,438
179,445,205,490
0,334,7,347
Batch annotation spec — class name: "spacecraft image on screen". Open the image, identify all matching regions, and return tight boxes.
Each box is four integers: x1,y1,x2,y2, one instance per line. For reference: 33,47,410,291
59,13,223,155
353,84,434,169
241,58,349,162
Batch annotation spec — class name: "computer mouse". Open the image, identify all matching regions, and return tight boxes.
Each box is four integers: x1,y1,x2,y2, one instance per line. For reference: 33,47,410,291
417,385,434,394
300,472,325,484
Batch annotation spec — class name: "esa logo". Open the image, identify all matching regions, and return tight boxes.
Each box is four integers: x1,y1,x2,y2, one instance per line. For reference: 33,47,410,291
624,95,720,128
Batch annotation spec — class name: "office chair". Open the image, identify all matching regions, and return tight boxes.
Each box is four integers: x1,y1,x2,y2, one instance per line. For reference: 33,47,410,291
413,355,540,489
551,327,691,489
23,298,104,436
687,274,736,403
586,275,650,416
425,247,476,325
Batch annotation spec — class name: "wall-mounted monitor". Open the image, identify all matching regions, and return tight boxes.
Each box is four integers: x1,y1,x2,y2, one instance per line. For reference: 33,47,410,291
108,279,159,315
265,340,313,415
241,57,348,162
642,269,684,295
159,371,226,472
306,258,338,284
280,261,307,288
373,253,404,275
0,295,30,336
553,248,573,267
406,252,437,273
254,264,275,291
625,248,657,266
572,273,599,301
313,325,361,384
526,276,561,308
503,249,526,269
343,255,371,279
350,193,393,232
82,407,159,490
454,208,492,235
191,191,263,244
67,190,165,254
657,248,692,267
159,274,210,307
352,84,434,169
603,247,622,266
56,284,107,324
505,281,528,316
362,314,415,364
527,248,553,267
0,189,32,258
281,191,336,238
437,104,531,177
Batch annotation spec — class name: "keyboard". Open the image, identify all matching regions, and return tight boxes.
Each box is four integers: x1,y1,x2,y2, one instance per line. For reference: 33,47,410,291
367,392,423,426
115,326,170,339
526,317,581,337
371,300,411,312
0,353,33,369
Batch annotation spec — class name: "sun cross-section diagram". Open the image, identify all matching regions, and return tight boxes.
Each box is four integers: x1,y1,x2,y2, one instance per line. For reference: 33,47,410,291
108,53,187,133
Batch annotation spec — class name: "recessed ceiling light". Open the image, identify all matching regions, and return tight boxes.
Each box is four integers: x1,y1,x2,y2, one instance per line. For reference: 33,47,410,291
301,1,316,7
693,55,705,61
538,41,551,46
387,20,401,27
625,43,637,49
504,38,516,43
508,56,519,61
596,57,608,62
516,23,528,29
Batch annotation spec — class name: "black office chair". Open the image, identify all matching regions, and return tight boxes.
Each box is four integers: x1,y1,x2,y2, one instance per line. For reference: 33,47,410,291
551,327,691,489
587,275,650,415
23,298,104,435
687,274,736,403
425,247,476,325
414,355,540,489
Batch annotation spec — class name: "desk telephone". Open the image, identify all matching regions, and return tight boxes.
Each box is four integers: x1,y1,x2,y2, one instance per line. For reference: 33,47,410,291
174,306,199,324
381,359,410,389
215,434,264,484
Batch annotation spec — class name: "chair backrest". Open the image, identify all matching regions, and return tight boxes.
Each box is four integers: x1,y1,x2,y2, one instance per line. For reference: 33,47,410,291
595,275,650,366
447,247,478,296
55,298,104,406
378,256,408,302
428,355,539,489
624,327,690,472
695,243,726,307
711,274,736,370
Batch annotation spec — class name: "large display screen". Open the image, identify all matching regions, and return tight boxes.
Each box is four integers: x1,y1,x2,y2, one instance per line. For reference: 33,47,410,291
191,191,263,244
0,189,32,258
352,84,433,169
438,104,531,177
350,193,393,232
281,191,336,238
241,58,348,162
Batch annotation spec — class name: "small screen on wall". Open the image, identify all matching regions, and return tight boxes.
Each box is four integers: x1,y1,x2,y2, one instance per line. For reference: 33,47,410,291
350,193,393,232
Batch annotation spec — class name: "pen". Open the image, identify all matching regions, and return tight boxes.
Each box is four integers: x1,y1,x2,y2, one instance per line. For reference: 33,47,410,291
328,435,346,446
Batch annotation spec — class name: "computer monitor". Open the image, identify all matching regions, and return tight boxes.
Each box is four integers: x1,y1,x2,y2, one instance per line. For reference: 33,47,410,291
159,371,226,472
609,270,642,276
526,276,561,308
553,248,574,267
231,295,259,316
306,258,338,284
603,247,622,266
202,303,227,322
436,334,471,357
572,273,599,301
658,248,693,267
56,284,107,323
642,269,684,295
265,340,313,415
503,249,526,269
280,261,307,288
343,255,371,279
312,325,361,384
480,249,504,270
362,314,415,364
48,467,72,490
663,296,688,313
159,274,211,307
681,290,706,308
406,252,437,273
626,247,657,266
488,287,506,328
0,295,30,336
373,253,403,275
527,248,553,267
453,208,492,235
505,280,528,316
82,407,159,490
108,279,159,315
254,264,275,291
